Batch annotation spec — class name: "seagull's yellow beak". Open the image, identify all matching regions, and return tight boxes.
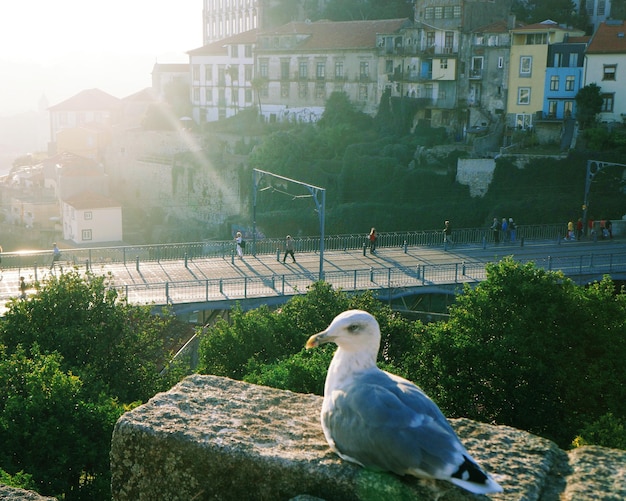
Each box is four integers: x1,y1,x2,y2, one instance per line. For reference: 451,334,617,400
305,330,332,349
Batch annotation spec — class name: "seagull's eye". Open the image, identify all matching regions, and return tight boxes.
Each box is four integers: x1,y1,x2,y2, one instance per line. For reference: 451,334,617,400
348,323,360,333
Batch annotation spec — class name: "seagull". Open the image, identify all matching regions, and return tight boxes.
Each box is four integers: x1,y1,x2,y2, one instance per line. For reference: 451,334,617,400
305,309,503,495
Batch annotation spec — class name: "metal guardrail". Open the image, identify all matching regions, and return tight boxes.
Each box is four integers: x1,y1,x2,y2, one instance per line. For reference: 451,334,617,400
114,250,626,307
0,223,577,271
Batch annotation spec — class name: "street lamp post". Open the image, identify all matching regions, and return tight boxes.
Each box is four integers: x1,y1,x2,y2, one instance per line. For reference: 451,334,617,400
252,169,326,279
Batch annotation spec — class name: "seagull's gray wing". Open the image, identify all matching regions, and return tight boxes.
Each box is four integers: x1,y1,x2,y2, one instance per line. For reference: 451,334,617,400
323,369,466,479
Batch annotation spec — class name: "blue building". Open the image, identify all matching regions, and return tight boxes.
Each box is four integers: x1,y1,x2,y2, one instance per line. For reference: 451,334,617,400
542,35,590,120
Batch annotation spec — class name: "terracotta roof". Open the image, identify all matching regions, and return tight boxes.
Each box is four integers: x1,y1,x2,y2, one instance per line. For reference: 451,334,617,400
48,88,121,111
188,29,260,56
511,20,572,32
586,20,626,54
64,191,120,210
257,18,412,51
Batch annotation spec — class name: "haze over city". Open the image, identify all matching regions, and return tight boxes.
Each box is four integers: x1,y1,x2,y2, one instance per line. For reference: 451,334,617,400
0,0,201,116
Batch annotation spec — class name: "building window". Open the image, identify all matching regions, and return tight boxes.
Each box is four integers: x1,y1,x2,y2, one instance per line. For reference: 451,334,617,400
193,65,200,80
193,87,200,103
205,65,213,82
518,87,531,105
315,82,325,99
434,6,443,18
259,59,268,78
440,58,448,70
548,100,557,117
84,211,92,220
298,81,308,98
444,32,454,53
82,229,92,241
245,89,252,102
424,7,434,19
245,45,252,57
426,31,435,48
316,62,325,79
232,89,238,103
444,6,454,18
564,100,573,116
520,56,532,76
281,82,289,98
454,5,461,17
205,88,213,103
601,93,614,112
281,61,290,80
385,59,393,74
245,65,253,81
359,61,369,80
358,84,368,101
598,0,606,15
569,53,579,67
603,64,616,80
299,61,308,79
498,56,504,68
550,75,559,91
231,45,238,58
565,75,575,91
335,61,344,79
525,33,547,44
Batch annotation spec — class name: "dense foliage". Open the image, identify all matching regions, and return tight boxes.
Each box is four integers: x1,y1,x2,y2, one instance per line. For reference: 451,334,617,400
247,90,626,237
198,263,626,450
0,271,190,499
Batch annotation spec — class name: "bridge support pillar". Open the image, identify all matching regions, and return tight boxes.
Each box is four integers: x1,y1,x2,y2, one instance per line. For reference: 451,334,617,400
136,256,140,272
363,243,367,256
184,253,188,268
404,240,408,253
276,248,280,262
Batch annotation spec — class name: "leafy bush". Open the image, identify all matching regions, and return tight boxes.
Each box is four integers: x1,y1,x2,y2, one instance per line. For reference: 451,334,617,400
0,271,191,499
408,259,626,448
572,413,626,450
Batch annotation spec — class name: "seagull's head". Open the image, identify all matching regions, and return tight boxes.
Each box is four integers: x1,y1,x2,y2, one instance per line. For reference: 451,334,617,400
306,310,381,353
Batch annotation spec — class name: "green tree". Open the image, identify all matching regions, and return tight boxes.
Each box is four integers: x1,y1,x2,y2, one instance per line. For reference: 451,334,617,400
409,259,626,448
0,271,190,499
575,83,604,129
0,345,124,499
318,91,373,130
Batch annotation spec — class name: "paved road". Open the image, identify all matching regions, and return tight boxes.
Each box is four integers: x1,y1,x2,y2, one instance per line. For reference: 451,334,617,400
1,237,624,314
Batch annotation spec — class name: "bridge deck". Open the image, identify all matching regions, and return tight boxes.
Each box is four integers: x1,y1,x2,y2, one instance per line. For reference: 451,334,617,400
1,238,624,315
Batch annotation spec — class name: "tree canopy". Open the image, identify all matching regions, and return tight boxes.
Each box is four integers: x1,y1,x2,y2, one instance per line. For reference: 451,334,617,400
0,271,190,499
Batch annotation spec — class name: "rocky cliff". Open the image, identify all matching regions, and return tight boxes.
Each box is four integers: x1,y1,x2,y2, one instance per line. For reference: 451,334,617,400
110,375,626,500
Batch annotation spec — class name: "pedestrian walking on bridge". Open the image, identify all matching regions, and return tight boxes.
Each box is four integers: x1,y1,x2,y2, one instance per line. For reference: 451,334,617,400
283,235,296,263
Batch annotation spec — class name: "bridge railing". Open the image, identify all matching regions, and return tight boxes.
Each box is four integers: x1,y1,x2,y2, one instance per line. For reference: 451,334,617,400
114,250,626,307
0,223,601,271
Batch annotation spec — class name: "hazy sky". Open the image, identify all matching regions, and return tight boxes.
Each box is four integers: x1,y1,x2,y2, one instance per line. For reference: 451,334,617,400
0,0,202,115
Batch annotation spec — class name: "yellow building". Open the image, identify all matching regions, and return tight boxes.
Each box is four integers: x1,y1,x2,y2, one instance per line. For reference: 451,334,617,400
507,21,584,130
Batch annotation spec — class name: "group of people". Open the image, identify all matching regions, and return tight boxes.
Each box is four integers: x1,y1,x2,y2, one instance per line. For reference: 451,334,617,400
491,217,517,244
566,218,613,241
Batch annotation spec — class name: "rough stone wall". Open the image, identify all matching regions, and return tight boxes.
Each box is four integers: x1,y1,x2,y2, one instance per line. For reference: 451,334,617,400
456,158,496,197
110,375,626,500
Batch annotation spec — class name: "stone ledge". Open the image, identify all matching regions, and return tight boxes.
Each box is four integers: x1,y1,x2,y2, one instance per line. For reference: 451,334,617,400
110,375,626,500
